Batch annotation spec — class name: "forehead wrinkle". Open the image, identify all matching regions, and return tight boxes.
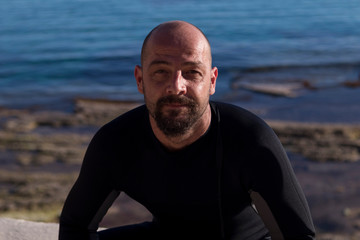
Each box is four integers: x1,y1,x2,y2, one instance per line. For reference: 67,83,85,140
149,60,171,67
148,59,206,71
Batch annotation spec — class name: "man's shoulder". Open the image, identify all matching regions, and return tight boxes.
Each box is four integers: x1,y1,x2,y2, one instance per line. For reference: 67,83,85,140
211,101,250,113
211,101,273,137
211,101,264,124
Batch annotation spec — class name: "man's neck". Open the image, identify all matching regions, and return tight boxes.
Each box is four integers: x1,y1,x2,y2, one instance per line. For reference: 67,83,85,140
149,104,212,151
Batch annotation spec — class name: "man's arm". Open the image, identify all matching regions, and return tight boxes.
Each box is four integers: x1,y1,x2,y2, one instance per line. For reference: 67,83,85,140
59,126,120,240
251,124,316,239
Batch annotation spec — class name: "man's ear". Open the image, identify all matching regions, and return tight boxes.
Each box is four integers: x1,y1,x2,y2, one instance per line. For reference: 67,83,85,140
209,67,218,95
134,65,144,94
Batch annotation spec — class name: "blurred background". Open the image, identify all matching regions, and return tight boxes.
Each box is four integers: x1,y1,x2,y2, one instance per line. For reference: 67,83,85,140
1,0,360,121
1,0,360,239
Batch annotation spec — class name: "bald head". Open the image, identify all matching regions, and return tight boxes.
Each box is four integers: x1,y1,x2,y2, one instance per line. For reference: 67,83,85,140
140,21,212,66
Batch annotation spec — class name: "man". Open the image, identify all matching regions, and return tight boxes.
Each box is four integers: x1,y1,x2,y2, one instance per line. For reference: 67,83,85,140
59,21,316,240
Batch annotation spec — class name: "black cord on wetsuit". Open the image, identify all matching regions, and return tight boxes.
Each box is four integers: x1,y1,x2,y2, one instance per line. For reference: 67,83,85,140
213,102,272,240
213,103,225,240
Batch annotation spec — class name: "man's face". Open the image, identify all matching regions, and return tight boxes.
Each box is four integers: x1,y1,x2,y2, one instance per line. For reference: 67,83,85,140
135,27,217,137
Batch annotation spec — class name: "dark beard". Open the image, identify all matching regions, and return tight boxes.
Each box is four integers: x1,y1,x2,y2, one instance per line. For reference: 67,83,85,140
152,95,200,137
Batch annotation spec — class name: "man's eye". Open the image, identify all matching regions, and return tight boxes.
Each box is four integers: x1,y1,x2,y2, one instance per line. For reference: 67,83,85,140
184,70,202,79
188,70,200,74
152,70,169,82
155,70,168,74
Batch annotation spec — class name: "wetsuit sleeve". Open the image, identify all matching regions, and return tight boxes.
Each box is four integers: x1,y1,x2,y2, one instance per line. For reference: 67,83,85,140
251,123,316,239
59,125,120,240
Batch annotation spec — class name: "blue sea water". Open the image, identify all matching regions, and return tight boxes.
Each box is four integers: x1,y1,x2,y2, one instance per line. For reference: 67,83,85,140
1,0,360,121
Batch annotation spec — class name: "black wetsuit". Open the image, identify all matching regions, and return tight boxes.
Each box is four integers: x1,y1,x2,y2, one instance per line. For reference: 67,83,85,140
59,101,315,240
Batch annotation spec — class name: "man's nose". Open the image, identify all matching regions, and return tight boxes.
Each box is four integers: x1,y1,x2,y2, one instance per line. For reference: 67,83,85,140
166,71,187,95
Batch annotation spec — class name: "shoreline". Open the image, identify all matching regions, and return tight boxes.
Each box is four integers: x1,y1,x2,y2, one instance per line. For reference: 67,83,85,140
2,75,360,123
1,97,359,163
0,98,360,237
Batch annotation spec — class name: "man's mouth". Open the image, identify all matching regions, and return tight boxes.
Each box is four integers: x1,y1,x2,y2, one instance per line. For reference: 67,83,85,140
158,95,193,108
164,102,188,108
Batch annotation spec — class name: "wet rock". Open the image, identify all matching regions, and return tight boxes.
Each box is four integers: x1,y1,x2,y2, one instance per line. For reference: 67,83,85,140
0,170,77,217
74,98,142,126
269,121,360,162
0,131,90,166
317,233,354,240
343,207,360,218
2,118,38,132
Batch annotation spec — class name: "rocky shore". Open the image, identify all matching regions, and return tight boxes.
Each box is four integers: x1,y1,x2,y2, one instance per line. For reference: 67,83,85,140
1,98,359,239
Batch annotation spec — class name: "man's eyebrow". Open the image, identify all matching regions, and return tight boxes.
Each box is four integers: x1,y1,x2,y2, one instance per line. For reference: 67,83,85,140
149,60,171,67
182,61,205,68
148,60,205,68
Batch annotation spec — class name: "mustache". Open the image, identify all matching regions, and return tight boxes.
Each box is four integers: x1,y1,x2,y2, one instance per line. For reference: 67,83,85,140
157,95,196,107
